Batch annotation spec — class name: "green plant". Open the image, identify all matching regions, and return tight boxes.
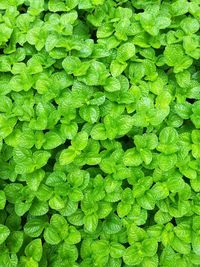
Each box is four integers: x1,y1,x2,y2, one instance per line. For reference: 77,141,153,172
0,0,200,266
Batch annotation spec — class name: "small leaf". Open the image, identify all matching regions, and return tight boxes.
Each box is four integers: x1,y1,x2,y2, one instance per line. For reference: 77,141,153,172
0,224,10,245
59,146,77,165
25,239,43,262
44,226,61,245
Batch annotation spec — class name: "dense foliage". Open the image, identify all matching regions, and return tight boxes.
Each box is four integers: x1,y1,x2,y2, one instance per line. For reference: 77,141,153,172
0,0,200,266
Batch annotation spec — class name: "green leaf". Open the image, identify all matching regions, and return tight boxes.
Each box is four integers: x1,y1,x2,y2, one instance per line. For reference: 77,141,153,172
103,214,122,235
123,148,143,166
0,191,6,210
158,154,177,171
151,183,169,201
164,45,193,73
180,17,199,34
171,0,189,16
142,238,158,257
171,236,191,254
7,231,24,253
117,202,132,218
192,235,200,255
50,214,68,239
123,245,143,265
92,240,109,256
72,131,88,151
49,194,65,210
174,224,191,243
62,56,81,74
116,42,135,63
110,242,125,258
59,146,77,165
13,147,34,174
25,239,43,262
78,61,109,86
26,169,45,192
29,199,49,216
48,0,66,12
33,150,51,169
44,226,61,245
141,255,159,267
59,123,78,140
104,77,121,92
84,213,98,233
159,127,178,144
24,218,46,238
79,105,100,123
0,224,10,245
43,131,63,149
140,148,152,165
110,60,127,77
65,226,81,244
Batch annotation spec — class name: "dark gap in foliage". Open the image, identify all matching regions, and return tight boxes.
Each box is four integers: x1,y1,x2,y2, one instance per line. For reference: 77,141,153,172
171,217,177,226
86,166,104,177
63,139,71,147
124,242,130,248
143,169,154,177
54,11,64,16
182,176,191,185
142,127,148,134
53,60,63,70
15,43,23,50
51,100,58,108
90,29,98,44
17,4,28,14
23,55,32,64
117,135,133,150
163,67,174,74
180,119,195,132
155,46,165,56
81,164,98,171
21,214,28,227
39,11,46,21
78,10,88,21
186,98,195,104
42,143,70,172
41,237,46,245
133,8,144,12
44,158,56,172
0,10,5,15
157,242,164,256
160,28,170,34
146,208,159,226
76,243,83,263
77,123,86,132
48,156,56,167
122,180,133,189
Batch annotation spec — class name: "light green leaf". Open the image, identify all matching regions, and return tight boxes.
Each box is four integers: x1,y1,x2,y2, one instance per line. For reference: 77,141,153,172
25,239,43,262
44,226,61,245
117,42,135,63
43,131,63,149
72,132,88,151
123,245,143,265
0,225,10,245
123,148,143,166
84,213,98,233
0,191,6,210
59,146,77,165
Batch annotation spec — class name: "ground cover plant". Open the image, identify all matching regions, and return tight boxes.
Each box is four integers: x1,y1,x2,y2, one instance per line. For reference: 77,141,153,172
0,0,200,266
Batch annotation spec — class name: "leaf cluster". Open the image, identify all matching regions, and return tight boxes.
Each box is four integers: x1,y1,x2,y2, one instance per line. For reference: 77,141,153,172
0,0,199,266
